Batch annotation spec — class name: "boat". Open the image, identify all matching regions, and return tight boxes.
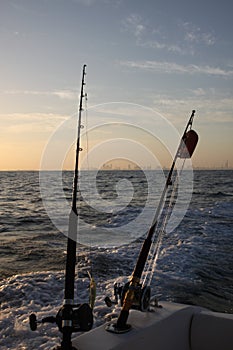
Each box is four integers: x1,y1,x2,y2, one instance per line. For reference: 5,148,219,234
72,300,233,350
29,65,233,349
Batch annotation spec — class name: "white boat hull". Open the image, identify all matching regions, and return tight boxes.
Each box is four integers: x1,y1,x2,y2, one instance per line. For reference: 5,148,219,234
73,301,233,350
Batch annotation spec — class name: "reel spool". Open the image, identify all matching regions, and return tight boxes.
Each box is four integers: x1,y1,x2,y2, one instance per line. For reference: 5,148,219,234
121,282,151,312
29,303,93,333
105,282,151,312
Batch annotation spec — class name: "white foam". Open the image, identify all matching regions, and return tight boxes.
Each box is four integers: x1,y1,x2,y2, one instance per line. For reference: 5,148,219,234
0,266,129,349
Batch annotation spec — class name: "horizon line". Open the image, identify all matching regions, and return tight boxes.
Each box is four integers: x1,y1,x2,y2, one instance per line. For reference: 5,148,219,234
0,167,232,172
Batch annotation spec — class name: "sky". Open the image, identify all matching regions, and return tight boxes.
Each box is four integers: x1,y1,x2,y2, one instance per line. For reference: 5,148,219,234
1,0,233,170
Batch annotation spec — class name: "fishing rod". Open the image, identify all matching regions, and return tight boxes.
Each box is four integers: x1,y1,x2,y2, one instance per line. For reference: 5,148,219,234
106,110,199,333
59,63,93,350
29,65,93,350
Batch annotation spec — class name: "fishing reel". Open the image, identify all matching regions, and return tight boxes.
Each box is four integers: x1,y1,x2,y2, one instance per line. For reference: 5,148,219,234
29,303,93,333
105,282,151,312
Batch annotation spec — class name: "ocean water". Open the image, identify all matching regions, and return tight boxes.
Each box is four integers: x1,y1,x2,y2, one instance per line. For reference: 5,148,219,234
0,170,233,349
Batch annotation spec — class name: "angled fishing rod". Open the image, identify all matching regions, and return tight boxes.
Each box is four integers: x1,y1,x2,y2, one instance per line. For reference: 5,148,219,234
106,110,198,333
29,65,93,350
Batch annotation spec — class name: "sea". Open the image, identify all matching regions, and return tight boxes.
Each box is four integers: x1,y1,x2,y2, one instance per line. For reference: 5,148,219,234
0,170,233,349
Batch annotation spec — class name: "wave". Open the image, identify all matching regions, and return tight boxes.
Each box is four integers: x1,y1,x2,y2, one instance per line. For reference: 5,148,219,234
209,191,233,198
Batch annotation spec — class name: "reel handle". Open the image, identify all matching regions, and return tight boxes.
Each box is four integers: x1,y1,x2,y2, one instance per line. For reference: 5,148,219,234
29,314,37,331
29,314,56,331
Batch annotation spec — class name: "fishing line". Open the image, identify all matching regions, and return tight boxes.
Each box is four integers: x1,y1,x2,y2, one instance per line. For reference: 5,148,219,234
74,80,92,303
142,158,186,287
84,92,90,180
73,81,96,309
83,91,94,257
144,159,186,286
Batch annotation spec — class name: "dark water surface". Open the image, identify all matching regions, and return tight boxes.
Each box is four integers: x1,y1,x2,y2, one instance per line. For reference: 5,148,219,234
0,170,233,313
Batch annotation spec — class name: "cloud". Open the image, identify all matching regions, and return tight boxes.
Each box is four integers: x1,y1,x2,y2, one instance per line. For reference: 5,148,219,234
149,91,233,124
191,88,206,96
123,13,186,54
140,40,189,55
181,21,216,46
122,14,146,39
122,14,216,56
0,113,68,135
118,60,233,77
3,89,77,100
52,90,77,100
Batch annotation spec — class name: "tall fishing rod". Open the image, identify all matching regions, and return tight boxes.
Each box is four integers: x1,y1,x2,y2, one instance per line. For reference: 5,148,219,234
106,110,198,333
29,65,93,350
59,63,91,350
